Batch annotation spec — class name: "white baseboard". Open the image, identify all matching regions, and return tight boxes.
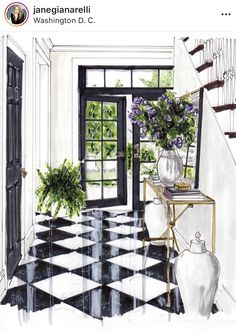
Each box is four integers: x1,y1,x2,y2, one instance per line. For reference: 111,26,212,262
22,225,35,258
215,285,236,314
0,269,6,301
172,227,189,252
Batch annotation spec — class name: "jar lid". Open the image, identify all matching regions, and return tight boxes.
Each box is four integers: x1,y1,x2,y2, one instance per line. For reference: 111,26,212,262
189,232,207,253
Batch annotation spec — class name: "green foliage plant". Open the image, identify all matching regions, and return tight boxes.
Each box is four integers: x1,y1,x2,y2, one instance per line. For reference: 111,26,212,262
36,159,86,219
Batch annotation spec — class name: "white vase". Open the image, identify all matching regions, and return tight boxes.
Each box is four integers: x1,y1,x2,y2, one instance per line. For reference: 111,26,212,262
174,232,220,318
145,198,166,245
157,149,183,186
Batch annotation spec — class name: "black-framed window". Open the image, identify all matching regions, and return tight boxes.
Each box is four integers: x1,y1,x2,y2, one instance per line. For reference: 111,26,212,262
79,65,174,93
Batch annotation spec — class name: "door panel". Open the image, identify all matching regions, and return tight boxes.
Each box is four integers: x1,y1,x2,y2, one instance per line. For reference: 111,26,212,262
132,94,163,210
80,96,127,208
6,47,23,278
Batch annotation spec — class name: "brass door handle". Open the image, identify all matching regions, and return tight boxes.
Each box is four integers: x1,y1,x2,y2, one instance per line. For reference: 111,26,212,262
116,152,125,158
21,167,28,178
134,144,140,158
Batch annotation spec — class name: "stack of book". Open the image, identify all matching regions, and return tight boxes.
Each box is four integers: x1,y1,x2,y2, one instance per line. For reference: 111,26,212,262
148,175,162,186
163,186,207,201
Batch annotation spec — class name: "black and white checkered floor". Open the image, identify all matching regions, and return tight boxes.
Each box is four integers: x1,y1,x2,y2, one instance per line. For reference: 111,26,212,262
1,209,218,320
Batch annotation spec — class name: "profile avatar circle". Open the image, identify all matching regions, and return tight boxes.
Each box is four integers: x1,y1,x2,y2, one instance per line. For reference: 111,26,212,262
5,2,29,26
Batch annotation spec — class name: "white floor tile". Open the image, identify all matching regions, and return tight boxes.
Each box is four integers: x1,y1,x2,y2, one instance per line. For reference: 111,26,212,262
64,215,95,223
105,225,142,235
18,256,37,266
104,216,136,224
8,276,26,289
107,252,160,271
35,214,52,223
106,237,149,250
108,273,174,302
43,251,98,270
31,238,46,246
34,224,50,233
58,224,95,235
54,236,95,250
33,272,100,300
101,209,131,215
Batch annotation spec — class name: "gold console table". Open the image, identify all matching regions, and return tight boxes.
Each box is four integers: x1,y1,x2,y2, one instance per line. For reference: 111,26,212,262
143,177,216,306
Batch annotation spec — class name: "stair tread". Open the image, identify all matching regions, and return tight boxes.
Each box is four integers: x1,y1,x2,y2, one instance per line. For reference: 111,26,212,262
189,44,204,55
204,80,224,91
196,61,213,73
224,132,236,138
213,104,236,112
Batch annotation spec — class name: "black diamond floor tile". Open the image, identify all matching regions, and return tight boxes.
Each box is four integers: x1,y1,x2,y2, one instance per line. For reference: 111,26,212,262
80,219,118,230
72,261,135,284
1,285,61,312
64,285,145,320
136,244,178,262
35,212,51,217
139,261,177,285
126,231,148,240
79,230,126,243
126,211,143,218
77,243,129,261
2,209,220,318
38,217,75,229
29,242,72,259
36,229,74,242
148,287,184,315
82,210,114,220
123,219,143,227
14,260,68,284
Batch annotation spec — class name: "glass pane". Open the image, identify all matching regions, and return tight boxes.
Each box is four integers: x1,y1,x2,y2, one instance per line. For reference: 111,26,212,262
103,102,117,120
105,69,131,87
103,161,117,179
86,121,102,140
103,142,117,160
159,69,173,87
140,162,157,180
86,69,104,87
103,181,117,199
139,181,144,201
86,142,101,160
132,70,158,87
140,143,158,162
86,161,101,181
86,182,102,200
103,122,117,140
183,166,195,179
86,101,101,119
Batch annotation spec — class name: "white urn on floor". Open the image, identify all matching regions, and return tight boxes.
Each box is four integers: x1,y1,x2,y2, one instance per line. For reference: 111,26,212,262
144,197,166,245
174,232,220,318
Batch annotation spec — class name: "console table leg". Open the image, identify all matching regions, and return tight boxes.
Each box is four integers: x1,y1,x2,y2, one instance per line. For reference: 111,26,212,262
212,202,216,253
167,204,171,308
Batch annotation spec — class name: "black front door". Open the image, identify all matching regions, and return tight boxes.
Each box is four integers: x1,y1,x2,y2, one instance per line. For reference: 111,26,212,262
6,48,23,278
80,96,127,208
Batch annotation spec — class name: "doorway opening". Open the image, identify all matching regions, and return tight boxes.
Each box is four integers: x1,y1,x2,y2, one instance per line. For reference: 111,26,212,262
78,66,174,210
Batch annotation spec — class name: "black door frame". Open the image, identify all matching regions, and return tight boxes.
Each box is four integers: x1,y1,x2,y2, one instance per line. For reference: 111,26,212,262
6,47,23,278
78,65,174,210
80,95,127,208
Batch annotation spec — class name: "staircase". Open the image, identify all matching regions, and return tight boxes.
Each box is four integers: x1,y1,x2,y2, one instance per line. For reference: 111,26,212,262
183,38,236,145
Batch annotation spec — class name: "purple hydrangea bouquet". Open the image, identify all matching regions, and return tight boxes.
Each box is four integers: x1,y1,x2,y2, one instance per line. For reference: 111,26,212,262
128,91,198,150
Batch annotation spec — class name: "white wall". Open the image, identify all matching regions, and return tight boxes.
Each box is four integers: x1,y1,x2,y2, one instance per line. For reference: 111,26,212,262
50,45,174,166
174,38,236,307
